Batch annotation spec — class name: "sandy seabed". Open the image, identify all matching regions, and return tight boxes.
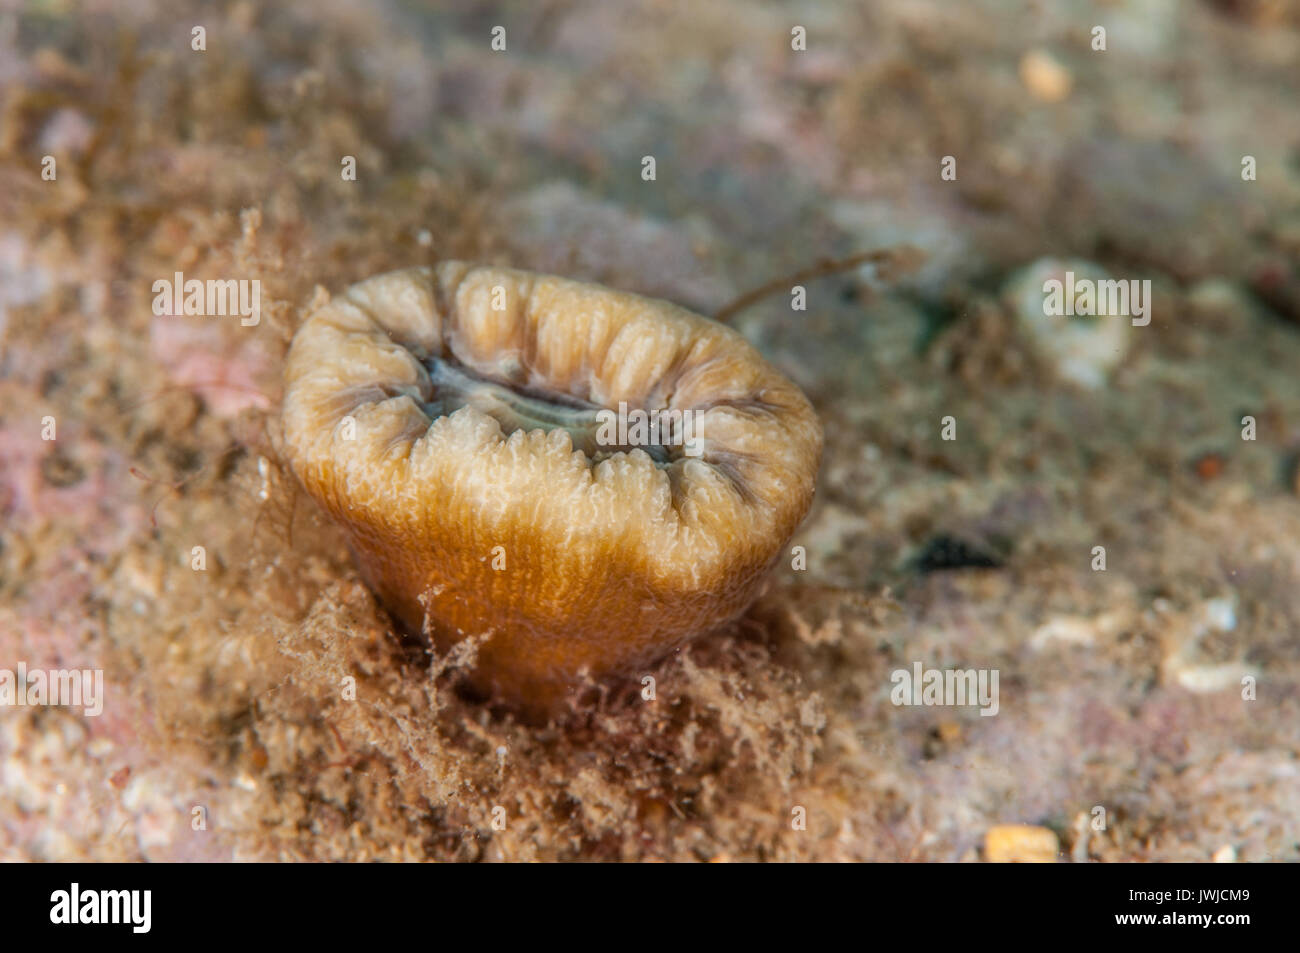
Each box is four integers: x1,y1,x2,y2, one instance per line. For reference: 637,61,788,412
2,0,1299,862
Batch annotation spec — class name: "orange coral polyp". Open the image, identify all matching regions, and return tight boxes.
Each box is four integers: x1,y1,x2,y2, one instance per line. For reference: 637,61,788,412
282,263,823,710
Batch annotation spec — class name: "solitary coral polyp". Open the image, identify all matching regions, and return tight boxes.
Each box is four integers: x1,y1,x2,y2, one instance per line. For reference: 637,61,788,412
282,263,822,710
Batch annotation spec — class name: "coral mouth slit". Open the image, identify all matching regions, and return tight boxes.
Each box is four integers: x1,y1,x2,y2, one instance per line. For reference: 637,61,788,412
422,356,674,465
281,263,823,713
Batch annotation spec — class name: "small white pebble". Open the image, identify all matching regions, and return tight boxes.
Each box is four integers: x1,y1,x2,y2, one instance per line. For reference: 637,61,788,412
1177,663,1254,694
1203,596,1237,633
1030,615,1097,650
